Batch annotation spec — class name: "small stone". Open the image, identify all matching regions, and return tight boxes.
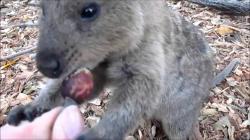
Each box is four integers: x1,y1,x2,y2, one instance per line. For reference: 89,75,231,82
151,125,156,137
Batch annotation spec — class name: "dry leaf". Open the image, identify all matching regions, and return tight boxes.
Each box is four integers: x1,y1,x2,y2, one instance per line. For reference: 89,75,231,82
226,98,233,104
212,87,223,94
215,25,234,36
79,104,87,114
151,125,156,137
240,120,250,128
0,59,19,70
125,136,136,140
0,100,10,114
86,116,100,128
211,103,229,113
201,108,218,116
88,98,101,106
89,105,104,116
138,129,143,139
234,67,243,76
16,93,32,105
228,125,235,140
228,112,242,130
226,77,238,87
214,116,231,130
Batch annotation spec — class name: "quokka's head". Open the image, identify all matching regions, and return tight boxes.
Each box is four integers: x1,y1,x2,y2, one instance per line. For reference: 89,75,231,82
36,0,145,79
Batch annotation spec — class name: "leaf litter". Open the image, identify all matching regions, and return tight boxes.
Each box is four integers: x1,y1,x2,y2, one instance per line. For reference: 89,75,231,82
0,0,249,139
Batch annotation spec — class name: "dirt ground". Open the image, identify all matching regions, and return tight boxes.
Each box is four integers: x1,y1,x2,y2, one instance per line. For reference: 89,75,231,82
0,0,249,140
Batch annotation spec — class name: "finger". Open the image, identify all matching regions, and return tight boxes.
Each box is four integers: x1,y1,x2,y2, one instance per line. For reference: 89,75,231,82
0,124,25,139
0,107,62,140
52,105,85,140
30,107,63,139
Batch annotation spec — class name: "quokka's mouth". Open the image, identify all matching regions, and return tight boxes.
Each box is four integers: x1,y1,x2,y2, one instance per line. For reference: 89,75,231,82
61,67,94,103
62,58,105,81
59,58,108,103
64,67,91,81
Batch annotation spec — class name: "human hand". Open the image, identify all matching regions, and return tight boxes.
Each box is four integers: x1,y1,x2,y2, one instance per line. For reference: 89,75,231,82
1,105,85,140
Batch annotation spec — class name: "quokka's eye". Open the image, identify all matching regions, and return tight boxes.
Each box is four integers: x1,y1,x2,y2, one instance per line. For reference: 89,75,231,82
81,3,100,20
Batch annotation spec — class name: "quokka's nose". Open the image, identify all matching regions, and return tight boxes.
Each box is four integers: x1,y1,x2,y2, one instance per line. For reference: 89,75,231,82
36,52,63,78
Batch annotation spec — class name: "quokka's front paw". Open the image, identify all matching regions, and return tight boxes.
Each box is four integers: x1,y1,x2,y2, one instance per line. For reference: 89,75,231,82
7,104,49,126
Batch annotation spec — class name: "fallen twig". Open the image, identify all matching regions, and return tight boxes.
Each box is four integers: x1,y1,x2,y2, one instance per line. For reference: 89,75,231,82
188,0,250,16
27,3,41,7
1,23,39,29
0,59,19,70
212,58,241,87
0,47,37,62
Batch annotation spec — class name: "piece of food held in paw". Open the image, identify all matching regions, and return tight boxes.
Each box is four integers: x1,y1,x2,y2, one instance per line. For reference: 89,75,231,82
61,68,94,103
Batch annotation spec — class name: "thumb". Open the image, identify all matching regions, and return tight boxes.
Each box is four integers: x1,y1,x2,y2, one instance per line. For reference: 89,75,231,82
52,105,86,140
